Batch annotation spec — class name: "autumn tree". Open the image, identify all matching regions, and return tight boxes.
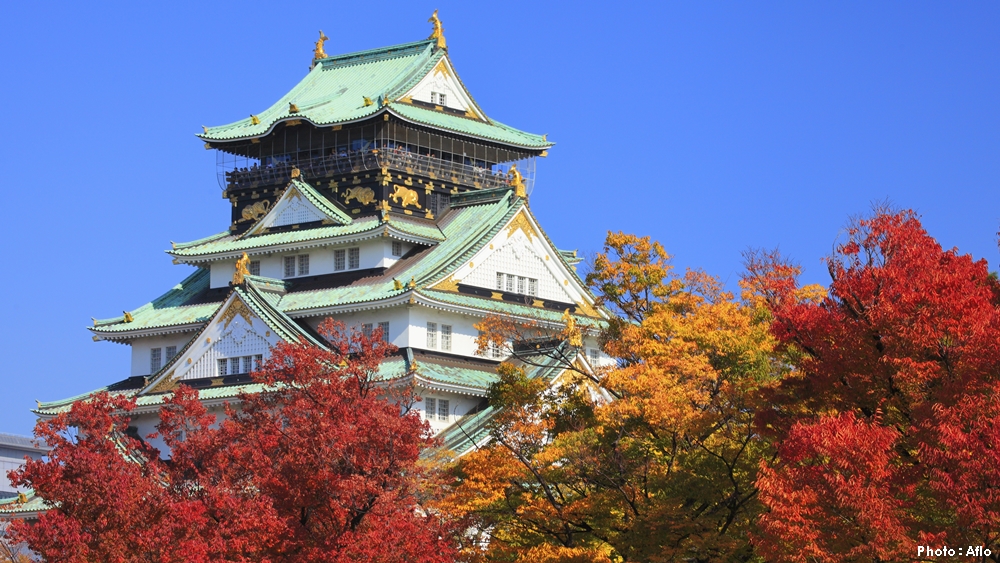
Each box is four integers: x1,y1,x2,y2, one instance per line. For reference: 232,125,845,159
8,320,458,563
444,233,786,562
745,208,1000,562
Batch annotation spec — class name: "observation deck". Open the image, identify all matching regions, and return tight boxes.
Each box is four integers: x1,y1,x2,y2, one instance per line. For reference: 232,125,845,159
222,148,535,195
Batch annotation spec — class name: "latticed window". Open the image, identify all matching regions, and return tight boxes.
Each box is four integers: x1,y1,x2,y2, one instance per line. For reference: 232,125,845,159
392,241,402,257
150,348,162,373
517,276,526,294
254,354,263,370
348,247,360,269
298,254,309,276
165,346,177,361
441,325,452,351
496,273,504,290
378,321,390,343
425,398,436,420
362,323,373,338
505,274,514,292
588,348,600,365
334,249,346,271
283,256,296,278
426,322,437,348
249,261,260,276
439,93,447,107
217,358,229,376
230,358,242,374
528,279,538,297
438,399,449,421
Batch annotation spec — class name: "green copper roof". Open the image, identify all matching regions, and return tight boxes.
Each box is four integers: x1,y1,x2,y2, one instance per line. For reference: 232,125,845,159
201,41,438,141
171,214,444,261
92,269,218,333
387,103,549,148
0,490,47,516
418,289,603,325
199,39,551,150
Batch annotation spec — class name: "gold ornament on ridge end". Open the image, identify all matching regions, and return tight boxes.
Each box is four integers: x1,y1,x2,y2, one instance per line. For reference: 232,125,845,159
428,10,446,49
233,252,251,285
314,30,329,60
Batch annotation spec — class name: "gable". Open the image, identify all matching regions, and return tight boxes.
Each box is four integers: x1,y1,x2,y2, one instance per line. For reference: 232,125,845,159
243,181,347,237
142,292,287,394
400,58,484,120
430,209,596,309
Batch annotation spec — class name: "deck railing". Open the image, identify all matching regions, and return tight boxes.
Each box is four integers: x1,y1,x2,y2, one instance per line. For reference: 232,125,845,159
222,149,529,192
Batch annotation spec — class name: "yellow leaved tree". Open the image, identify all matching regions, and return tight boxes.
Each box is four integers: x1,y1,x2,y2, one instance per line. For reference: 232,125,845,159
439,232,794,562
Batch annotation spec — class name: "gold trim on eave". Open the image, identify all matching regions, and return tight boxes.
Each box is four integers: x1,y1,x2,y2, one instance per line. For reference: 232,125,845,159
218,299,255,329
506,211,536,242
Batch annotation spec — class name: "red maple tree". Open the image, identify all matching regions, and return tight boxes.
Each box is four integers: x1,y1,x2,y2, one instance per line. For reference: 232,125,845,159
9,320,457,563
746,208,1000,561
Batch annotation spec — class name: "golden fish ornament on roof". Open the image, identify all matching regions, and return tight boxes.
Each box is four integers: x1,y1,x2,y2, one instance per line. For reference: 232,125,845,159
314,30,329,60
428,10,446,49
233,252,251,285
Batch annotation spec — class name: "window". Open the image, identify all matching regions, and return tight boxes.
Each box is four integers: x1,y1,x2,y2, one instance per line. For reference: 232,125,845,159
362,323,373,338
425,398,436,420
378,321,390,343
479,330,503,359
349,247,360,269
165,346,177,361
438,399,449,421
217,355,263,376
249,260,261,276
150,348,162,373
497,273,539,297
334,249,346,271
588,348,600,365
284,255,309,277
439,93,447,107
427,322,437,348
392,241,403,257
441,325,452,351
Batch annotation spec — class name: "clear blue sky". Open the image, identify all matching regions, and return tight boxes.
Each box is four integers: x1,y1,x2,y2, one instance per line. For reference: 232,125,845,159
1,2,997,435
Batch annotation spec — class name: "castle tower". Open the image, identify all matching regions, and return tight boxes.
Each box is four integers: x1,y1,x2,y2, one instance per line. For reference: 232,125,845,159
35,18,606,457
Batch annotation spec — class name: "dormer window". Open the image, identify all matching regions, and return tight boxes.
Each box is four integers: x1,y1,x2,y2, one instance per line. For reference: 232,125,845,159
430,91,447,107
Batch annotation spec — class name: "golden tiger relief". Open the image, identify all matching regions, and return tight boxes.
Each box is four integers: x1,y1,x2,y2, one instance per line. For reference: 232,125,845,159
240,200,270,222
390,184,421,209
343,187,375,205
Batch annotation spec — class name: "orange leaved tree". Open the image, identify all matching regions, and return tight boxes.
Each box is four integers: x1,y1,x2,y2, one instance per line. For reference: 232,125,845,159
442,233,786,562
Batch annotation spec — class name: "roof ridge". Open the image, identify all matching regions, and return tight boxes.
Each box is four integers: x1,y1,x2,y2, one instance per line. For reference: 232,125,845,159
318,39,434,68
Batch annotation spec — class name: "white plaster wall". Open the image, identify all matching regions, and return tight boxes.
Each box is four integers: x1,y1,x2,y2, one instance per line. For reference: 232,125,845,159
308,306,489,359
415,390,483,434
462,230,574,302
407,307,482,357
306,306,412,348
209,239,398,288
130,333,196,376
